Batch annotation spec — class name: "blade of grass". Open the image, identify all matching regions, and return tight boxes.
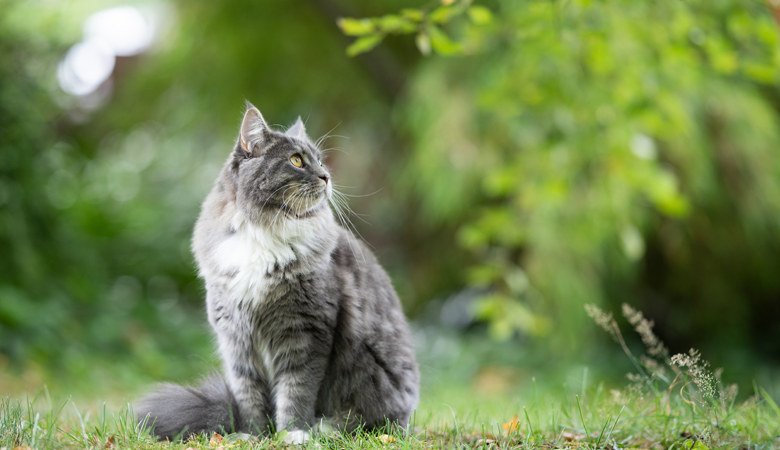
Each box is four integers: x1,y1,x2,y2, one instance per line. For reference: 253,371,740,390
605,405,625,444
576,395,591,447
759,387,780,418
592,413,611,450
523,406,534,438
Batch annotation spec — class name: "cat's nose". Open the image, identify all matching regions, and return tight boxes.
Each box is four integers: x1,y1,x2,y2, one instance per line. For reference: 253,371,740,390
319,174,329,184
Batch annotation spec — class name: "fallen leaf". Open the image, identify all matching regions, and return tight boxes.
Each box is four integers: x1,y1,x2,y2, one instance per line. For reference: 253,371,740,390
561,431,586,441
379,434,396,444
210,432,224,446
502,414,521,434
104,435,116,449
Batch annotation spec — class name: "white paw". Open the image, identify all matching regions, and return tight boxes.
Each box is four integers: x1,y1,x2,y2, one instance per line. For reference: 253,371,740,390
283,429,310,445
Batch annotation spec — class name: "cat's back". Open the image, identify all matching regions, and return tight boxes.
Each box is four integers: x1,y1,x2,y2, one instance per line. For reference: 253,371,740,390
327,227,415,358
315,228,419,427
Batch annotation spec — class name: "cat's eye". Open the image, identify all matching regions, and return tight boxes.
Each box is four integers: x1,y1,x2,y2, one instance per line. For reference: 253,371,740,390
317,159,322,166
290,155,303,168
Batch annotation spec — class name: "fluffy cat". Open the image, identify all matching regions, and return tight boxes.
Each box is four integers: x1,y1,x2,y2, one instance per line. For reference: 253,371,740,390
136,104,419,443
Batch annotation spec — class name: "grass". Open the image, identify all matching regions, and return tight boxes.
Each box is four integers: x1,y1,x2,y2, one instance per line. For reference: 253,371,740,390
2,375,778,450
2,305,780,449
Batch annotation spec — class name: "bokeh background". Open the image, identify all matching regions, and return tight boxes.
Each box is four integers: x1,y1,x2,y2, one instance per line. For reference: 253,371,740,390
2,0,780,409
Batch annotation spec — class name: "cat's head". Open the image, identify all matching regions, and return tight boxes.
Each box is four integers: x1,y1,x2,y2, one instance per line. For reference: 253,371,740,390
228,103,331,225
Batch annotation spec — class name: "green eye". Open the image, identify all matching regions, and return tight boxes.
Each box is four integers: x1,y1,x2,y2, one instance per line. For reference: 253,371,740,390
291,155,303,168
318,159,322,166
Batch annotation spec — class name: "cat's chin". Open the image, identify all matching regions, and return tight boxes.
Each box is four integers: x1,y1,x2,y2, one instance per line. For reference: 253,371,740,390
285,194,329,219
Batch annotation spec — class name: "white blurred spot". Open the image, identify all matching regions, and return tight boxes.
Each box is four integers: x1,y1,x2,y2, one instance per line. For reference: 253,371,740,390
57,39,115,96
84,6,153,57
58,5,156,97
630,133,657,160
620,225,645,261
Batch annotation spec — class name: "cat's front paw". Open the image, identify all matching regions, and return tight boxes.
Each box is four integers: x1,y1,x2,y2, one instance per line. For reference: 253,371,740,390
283,430,310,445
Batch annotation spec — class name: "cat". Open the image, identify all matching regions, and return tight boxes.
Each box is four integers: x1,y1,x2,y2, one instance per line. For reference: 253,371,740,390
136,104,419,443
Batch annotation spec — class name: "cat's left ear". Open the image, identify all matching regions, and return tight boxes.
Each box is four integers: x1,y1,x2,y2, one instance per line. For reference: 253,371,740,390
286,116,307,139
239,104,271,155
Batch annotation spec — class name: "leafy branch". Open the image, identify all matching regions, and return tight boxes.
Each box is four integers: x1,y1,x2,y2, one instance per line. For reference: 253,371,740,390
337,0,493,57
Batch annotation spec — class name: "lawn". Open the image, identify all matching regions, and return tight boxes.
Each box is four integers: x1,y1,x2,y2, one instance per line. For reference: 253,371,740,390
3,306,779,449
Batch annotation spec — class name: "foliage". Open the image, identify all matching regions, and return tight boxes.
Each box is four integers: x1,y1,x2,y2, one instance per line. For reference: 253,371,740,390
345,0,780,357
3,0,780,386
0,0,217,380
0,0,410,376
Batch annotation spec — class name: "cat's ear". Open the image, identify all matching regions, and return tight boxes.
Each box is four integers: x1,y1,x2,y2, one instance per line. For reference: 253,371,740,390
239,104,270,155
286,116,307,139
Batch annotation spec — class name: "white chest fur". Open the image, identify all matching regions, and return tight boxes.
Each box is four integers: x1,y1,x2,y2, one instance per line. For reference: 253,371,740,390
211,214,325,305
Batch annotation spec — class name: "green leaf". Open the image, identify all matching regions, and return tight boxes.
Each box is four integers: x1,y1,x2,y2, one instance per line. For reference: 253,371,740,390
430,5,458,24
377,15,416,34
346,34,384,57
428,24,463,56
337,17,375,36
742,62,778,83
683,440,710,450
273,430,288,446
467,5,493,25
400,8,424,22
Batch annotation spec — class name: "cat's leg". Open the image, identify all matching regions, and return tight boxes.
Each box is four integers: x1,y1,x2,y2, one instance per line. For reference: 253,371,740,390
271,333,329,444
218,332,271,434
207,290,270,434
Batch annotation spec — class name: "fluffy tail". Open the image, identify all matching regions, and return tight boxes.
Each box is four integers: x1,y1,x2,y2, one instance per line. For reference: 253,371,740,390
135,373,241,440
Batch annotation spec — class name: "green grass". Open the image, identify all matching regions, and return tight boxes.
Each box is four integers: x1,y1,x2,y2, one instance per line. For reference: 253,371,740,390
2,368,779,450
3,305,780,449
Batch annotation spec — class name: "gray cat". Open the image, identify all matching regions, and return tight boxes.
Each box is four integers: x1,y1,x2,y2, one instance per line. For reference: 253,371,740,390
136,104,419,443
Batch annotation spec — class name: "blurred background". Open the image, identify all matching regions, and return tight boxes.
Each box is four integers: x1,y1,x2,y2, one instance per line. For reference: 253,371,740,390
2,0,780,409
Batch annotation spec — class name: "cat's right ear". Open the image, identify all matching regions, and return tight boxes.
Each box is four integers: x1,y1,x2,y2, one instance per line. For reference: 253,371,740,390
238,105,270,156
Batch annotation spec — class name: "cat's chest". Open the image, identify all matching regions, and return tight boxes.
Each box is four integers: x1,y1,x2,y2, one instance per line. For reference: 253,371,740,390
212,227,303,304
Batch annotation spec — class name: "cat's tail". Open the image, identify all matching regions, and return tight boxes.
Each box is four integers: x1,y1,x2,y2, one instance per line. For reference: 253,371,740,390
135,373,241,441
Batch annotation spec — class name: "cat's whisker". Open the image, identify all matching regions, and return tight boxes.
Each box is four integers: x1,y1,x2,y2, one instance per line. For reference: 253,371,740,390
334,203,372,252
329,198,365,263
331,190,371,225
328,192,369,261
321,147,349,156
281,189,307,246
331,188,383,198
314,123,344,148
273,185,304,233
271,189,294,230
260,183,297,225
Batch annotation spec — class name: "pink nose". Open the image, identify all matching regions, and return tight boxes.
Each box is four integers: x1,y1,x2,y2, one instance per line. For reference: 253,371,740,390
320,175,329,183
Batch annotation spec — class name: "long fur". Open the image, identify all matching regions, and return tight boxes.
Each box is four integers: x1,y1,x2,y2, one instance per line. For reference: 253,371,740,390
136,374,240,440
137,104,419,442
